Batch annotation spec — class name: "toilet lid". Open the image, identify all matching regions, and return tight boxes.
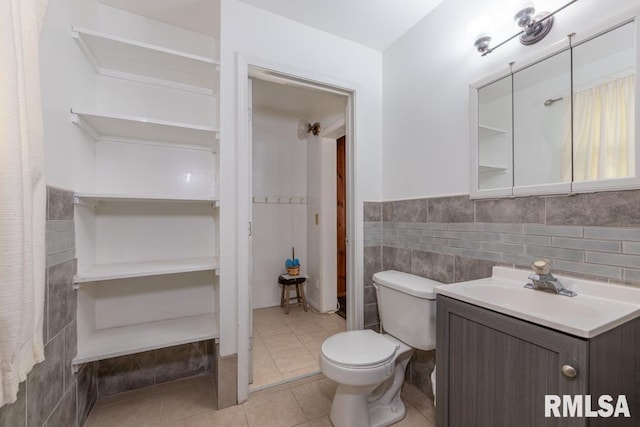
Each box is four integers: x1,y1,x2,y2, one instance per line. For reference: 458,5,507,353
321,330,397,368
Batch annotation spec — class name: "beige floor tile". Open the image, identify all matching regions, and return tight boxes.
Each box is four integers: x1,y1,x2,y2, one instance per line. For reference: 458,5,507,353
252,306,345,390
288,321,325,336
253,333,266,348
178,404,248,427
256,321,291,337
243,389,306,427
400,383,430,406
272,348,318,374
290,377,337,419
254,306,283,317
307,349,320,361
95,392,163,427
307,415,333,426
297,329,333,345
282,365,321,380
158,379,217,422
393,406,433,427
413,398,436,423
282,305,315,324
253,345,274,367
251,358,285,389
265,333,305,355
317,318,346,334
249,381,291,398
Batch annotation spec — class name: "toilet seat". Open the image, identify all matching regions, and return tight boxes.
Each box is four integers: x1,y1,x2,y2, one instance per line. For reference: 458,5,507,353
321,330,398,368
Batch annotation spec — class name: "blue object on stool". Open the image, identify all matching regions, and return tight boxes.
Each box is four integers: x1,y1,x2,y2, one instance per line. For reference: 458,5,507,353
278,275,308,314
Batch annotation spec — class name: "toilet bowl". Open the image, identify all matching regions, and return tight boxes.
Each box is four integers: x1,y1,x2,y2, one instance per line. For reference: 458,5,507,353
320,330,412,427
320,270,442,427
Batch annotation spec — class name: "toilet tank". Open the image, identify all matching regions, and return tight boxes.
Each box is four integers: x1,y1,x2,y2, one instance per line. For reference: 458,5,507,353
373,270,441,351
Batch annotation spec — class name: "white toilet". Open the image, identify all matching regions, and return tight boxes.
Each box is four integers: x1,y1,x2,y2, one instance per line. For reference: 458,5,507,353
320,270,440,427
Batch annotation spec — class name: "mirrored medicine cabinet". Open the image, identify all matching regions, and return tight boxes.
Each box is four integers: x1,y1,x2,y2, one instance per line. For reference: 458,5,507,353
470,10,640,199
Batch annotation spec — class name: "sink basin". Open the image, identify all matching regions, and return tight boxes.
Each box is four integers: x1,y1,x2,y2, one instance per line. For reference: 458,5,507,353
435,267,640,338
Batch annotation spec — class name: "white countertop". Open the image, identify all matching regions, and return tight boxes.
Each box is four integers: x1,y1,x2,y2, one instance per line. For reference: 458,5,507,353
434,266,640,338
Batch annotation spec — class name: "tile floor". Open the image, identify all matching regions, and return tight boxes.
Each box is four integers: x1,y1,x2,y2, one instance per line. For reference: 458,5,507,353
84,373,436,427
85,306,435,426
251,305,346,390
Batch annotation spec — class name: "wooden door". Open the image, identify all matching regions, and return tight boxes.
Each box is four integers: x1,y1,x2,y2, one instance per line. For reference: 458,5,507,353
336,136,347,297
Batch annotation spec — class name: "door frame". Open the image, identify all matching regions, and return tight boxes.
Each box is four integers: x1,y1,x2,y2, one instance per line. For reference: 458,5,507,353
234,53,362,402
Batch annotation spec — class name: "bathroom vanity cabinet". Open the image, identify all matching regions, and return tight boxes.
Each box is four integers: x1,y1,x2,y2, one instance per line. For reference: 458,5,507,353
436,295,640,427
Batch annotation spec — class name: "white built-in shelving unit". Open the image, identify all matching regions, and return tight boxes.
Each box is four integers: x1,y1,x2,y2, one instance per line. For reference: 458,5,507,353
70,110,219,148
73,257,219,284
478,124,511,189
71,5,220,367
71,26,219,93
74,313,219,364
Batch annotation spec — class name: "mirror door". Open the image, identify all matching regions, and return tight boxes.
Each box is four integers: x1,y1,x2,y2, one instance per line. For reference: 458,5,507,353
512,49,572,195
571,20,637,191
477,75,513,193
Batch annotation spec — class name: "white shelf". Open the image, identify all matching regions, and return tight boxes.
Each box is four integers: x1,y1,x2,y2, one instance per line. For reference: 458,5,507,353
74,257,219,284
74,192,219,206
479,124,508,139
479,164,509,174
71,110,218,148
71,26,219,93
73,313,218,364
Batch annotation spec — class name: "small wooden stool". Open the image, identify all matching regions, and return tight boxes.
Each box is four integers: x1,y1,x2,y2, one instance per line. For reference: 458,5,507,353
278,275,308,314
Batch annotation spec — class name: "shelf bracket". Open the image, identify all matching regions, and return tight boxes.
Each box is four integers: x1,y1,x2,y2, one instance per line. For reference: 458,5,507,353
70,110,100,141
70,26,101,74
73,194,98,209
71,362,81,374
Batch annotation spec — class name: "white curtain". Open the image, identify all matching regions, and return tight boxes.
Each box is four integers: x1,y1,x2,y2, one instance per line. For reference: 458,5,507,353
563,75,635,181
0,0,48,407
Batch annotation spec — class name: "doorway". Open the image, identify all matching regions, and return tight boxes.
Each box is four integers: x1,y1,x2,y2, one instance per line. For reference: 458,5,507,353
248,71,350,390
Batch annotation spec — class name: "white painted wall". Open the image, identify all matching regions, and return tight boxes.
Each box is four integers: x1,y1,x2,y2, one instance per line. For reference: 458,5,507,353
382,0,640,199
251,108,308,309
219,0,383,368
306,135,337,313
41,0,97,192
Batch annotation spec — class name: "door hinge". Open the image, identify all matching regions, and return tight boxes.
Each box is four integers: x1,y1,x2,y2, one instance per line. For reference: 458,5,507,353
248,221,252,236
249,336,253,351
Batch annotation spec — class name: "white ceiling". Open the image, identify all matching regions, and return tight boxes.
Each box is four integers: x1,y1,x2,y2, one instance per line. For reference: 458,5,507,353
237,0,444,51
100,0,444,51
252,78,346,121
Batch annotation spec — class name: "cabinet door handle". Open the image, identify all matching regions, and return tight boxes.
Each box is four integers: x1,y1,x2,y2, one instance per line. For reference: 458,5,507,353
561,364,577,379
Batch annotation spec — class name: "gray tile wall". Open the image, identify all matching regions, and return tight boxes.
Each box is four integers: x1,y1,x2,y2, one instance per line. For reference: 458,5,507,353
0,186,221,426
382,190,640,285
364,189,640,398
0,186,89,427
363,203,383,331
97,340,215,398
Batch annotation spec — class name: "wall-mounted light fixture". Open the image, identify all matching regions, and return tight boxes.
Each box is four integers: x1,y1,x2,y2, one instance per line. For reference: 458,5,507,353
475,0,578,56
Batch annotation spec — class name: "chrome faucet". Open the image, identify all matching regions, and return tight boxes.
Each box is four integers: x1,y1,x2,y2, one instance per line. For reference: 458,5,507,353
524,260,577,297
